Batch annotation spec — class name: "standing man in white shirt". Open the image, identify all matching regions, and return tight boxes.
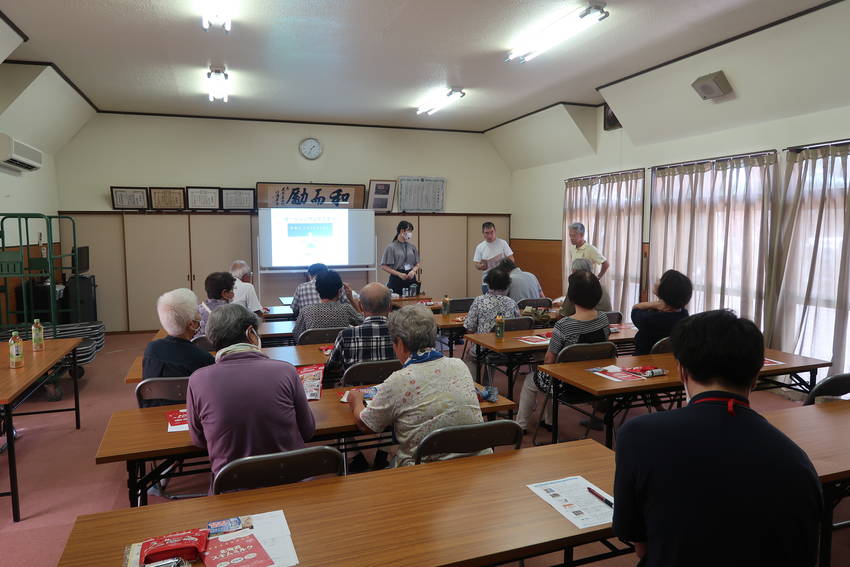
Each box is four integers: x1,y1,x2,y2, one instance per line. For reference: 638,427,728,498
229,260,264,316
472,222,515,293
567,222,609,279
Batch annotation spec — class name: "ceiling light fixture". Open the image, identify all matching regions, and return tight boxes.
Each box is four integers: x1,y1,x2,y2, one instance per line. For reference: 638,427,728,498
206,66,229,102
202,0,232,32
416,88,466,116
506,1,609,63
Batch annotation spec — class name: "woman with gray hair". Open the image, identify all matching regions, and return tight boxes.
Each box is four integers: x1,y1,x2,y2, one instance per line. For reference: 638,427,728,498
143,288,214,380
347,305,486,467
559,258,612,316
186,303,315,478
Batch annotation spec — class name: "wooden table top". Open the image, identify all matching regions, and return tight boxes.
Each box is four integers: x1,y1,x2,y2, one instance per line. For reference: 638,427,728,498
0,338,82,404
278,296,294,306
258,320,295,338
67,440,613,567
125,344,332,384
464,327,639,354
96,385,517,464
764,401,850,484
539,348,831,398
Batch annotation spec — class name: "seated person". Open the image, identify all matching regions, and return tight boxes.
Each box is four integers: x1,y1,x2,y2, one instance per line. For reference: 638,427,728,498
325,282,395,384
196,271,236,338
347,305,486,467
186,304,316,477
631,269,692,354
143,288,214,382
291,263,353,316
229,259,264,316
464,267,520,334
614,310,821,566
292,269,364,341
500,258,544,302
559,259,612,316
515,271,610,431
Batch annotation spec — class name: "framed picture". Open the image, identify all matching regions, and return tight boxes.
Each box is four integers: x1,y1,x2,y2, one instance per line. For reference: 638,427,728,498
367,179,397,212
110,186,149,210
149,187,187,210
186,186,221,210
221,188,257,211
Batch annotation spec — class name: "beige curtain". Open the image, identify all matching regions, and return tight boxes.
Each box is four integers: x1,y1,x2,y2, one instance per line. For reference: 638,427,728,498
648,153,774,324
766,145,850,374
564,170,643,319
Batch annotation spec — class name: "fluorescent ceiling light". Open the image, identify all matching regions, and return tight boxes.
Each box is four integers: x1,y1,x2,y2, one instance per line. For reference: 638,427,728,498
417,88,466,116
207,66,229,102
202,0,232,32
506,2,609,63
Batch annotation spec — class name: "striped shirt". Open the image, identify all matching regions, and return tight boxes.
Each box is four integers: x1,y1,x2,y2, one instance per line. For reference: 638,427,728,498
548,312,611,355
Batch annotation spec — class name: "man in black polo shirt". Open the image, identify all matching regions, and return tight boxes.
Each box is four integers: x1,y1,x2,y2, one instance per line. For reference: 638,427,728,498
613,309,821,566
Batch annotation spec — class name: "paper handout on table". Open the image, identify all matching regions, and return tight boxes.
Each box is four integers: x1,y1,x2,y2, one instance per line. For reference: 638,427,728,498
339,386,379,403
589,365,646,382
167,408,189,432
763,357,783,366
528,476,614,529
516,335,550,345
297,364,324,401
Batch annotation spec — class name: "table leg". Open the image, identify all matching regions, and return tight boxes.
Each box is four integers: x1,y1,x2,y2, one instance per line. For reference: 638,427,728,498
809,370,817,392
127,460,139,507
448,332,454,358
71,349,80,430
604,398,617,449
820,484,835,567
551,380,560,444
4,403,20,521
475,346,482,383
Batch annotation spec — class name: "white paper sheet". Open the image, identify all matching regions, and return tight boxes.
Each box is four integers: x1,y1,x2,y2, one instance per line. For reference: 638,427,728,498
527,476,614,529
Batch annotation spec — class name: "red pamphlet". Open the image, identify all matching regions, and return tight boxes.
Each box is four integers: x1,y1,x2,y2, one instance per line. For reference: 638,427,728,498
202,531,273,567
139,528,208,565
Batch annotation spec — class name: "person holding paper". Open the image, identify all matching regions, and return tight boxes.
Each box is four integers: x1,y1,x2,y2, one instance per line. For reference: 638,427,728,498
567,222,609,279
613,310,821,566
380,221,421,295
473,222,514,293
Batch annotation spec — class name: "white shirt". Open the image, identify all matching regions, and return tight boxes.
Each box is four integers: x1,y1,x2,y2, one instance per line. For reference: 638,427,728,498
569,242,606,266
232,278,262,313
473,238,513,274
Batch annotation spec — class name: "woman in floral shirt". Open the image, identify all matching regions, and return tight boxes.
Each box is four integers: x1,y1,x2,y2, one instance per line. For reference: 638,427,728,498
464,267,520,334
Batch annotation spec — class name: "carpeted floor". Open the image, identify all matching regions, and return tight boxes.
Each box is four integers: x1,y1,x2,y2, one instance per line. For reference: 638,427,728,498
0,333,847,566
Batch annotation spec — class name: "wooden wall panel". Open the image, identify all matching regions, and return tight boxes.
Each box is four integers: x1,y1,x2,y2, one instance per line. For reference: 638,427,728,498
189,215,252,294
419,216,468,299
510,239,564,299
466,215,511,297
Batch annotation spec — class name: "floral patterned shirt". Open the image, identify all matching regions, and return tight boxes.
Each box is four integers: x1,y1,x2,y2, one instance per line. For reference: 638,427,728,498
464,292,520,334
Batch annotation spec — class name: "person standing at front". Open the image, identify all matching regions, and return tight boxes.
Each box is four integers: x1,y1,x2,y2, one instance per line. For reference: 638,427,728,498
472,222,515,293
380,221,421,296
567,222,609,279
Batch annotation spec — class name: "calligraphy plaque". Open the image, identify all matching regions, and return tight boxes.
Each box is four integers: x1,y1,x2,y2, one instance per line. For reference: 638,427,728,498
256,182,365,209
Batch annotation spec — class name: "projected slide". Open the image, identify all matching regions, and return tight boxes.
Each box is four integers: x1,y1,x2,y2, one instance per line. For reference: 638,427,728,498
270,209,349,266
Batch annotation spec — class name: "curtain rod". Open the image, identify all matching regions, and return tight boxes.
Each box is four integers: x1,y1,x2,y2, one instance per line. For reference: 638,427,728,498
565,167,645,183
652,149,776,171
784,138,850,153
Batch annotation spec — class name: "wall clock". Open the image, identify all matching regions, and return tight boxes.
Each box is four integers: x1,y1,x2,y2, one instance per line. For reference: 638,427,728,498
299,137,323,160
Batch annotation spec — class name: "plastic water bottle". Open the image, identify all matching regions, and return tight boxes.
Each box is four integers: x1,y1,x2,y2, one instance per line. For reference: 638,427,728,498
495,316,505,339
32,319,45,352
9,331,24,368
441,295,450,315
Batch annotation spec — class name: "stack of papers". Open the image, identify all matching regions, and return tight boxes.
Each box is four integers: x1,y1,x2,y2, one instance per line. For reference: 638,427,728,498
516,335,550,345
166,408,189,432
528,476,614,529
588,365,647,382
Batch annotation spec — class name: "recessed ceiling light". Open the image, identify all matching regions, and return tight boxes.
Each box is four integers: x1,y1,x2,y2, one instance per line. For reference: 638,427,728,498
506,2,609,63
202,0,232,33
207,66,229,102
417,88,466,116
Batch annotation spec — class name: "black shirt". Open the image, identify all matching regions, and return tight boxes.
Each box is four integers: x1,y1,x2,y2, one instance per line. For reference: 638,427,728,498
142,335,215,379
613,391,822,567
630,308,689,355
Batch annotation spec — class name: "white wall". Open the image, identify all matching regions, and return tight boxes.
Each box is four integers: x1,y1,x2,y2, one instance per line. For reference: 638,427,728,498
510,102,850,240
56,114,512,213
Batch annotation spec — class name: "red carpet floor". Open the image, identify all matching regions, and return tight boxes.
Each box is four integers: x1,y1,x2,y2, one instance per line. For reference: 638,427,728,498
0,333,847,566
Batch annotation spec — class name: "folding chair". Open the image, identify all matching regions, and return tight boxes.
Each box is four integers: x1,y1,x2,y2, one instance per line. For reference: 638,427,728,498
213,446,344,494
414,421,523,464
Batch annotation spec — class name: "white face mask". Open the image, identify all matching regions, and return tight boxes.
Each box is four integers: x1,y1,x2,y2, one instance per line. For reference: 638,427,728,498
404,231,413,241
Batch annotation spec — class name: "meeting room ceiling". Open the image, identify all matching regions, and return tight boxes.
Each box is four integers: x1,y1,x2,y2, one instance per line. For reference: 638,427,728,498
0,0,833,131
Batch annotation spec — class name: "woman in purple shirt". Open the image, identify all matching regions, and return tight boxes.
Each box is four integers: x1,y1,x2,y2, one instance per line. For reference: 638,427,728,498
186,304,315,478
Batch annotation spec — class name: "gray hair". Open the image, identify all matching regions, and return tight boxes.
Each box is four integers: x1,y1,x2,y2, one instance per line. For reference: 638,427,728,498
156,288,199,336
570,258,594,273
360,284,392,314
568,222,586,235
207,303,261,350
387,305,437,352
230,260,251,279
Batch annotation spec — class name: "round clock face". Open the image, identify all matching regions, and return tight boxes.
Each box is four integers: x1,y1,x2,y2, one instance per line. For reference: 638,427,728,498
299,138,322,160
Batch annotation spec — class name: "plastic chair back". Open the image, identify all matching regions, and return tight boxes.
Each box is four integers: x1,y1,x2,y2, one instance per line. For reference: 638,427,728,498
804,373,850,406
504,316,535,332
604,311,623,324
135,377,190,408
517,298,553,309
297,327,345,345
650,337,673,354
213,446,344,494
448,297,475,313
342,359,403,386
556,341,618,363
414,421,523,464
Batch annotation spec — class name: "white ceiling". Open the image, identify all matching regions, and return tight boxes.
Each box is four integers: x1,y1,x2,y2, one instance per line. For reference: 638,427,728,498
0,0,832,131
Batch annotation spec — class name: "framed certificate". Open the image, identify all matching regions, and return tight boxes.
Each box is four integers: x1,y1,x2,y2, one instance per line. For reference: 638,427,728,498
186,186,221,210
221,188,257,211
367,180,397,212
149,187,187,210
110,186,149,210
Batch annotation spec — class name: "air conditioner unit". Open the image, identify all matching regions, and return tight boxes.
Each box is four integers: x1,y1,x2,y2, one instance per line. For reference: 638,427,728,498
0,133,43,172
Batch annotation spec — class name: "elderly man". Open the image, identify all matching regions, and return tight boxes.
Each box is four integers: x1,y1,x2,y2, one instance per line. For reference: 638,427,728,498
499,258,544,302
187,304,315,478
143,288,214,379
325,283,395,383
348,305,485,467
567,222,609,279
291,262,353,316
229,260,263,316
473,221,515,293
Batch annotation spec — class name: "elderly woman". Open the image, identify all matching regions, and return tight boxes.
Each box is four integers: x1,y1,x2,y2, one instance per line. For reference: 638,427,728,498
196,271,236,338
186,304,315,476
559,258,613,317
464,267,520,334
347,305,485,467
292,269,363,341
143,288,214,380
631,269,693,355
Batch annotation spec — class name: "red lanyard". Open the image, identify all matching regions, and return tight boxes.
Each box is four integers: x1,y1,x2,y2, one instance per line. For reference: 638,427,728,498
691,396,750,416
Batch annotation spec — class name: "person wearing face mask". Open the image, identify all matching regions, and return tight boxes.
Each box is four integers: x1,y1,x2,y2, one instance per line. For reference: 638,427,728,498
186,304,315,480
380,221,421,296
142,288,215,382
195,271,237,339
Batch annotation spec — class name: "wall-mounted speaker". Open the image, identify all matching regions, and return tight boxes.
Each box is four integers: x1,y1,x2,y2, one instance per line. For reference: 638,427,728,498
691,71,733,100
603,103,622,131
